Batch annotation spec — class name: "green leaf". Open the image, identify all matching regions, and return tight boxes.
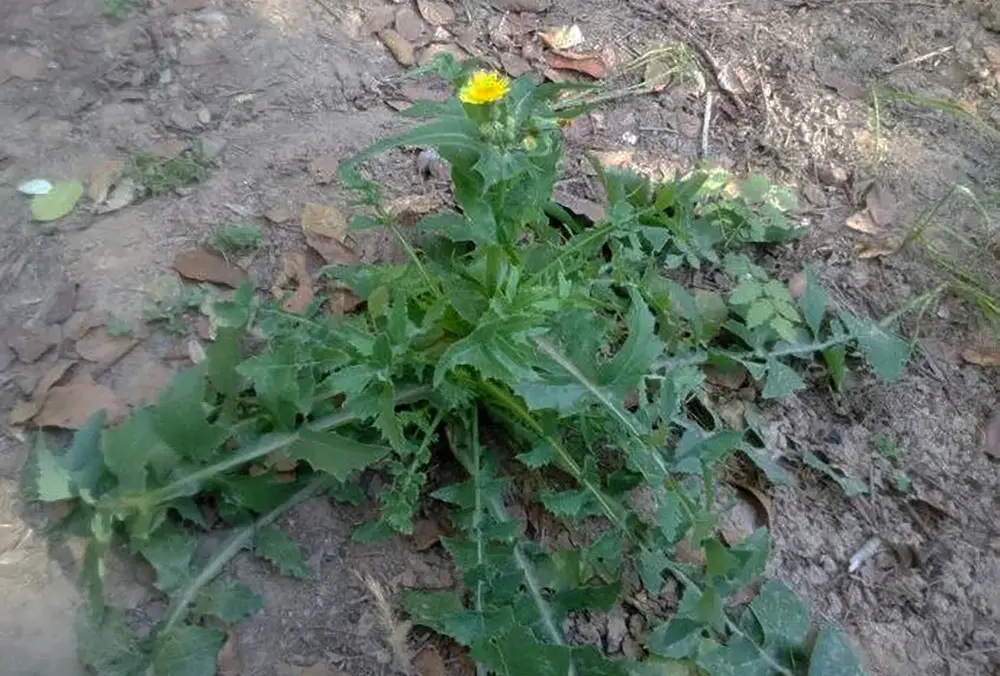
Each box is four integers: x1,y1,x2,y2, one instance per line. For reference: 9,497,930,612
730,280,762,306
468,627,572,676
151,367,230,462
540,489,590,517
207,326,245,397
137,526,197,593
152,625,226,676
103,408,174,495
517,442,557,469
62,412,106,498
76,609,146,676
647,618,704,659
638,548,671,595
254,525,310,579
803,452,867,497
704,538,739,577
696,637,774,676
844,316,910,381
195,579,263,624
762,359,806,399
30,179,83,221
745,299,774,328
800,268,828,336
285,429,392,481
740,174,771,203
823,346,847,390
808,626,865,676
601,289,664,390
750,579,811,647
694,290,729,339
25,436,74,501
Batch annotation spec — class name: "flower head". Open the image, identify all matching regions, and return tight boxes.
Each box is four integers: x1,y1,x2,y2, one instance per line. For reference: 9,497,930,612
459,71,510,105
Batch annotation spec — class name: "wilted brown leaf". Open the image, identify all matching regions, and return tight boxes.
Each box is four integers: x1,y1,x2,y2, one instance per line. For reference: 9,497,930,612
719,483,771,546
34,360,77,400
409,518,444,552
276,250,314,314
413,645,448,676
8,400,42,426
864,183,898,228
961,346,1000,367
75,327,138,363
35,384,125,429
855,237,902,259
846,211,879,235
379,29,415,66
308,153,338,185
388,193,447,227
545,52,606,79
216,631,241,676
416,0,455,26
301,203,359,265
327,282,364,316
264,204,293,224
704,363,748,390
87,161,121,204
539,24,583,50
95,178,138,214
172,249,248,287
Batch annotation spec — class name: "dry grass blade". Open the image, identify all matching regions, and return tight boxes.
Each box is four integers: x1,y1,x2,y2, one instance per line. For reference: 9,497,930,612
357,573,413,674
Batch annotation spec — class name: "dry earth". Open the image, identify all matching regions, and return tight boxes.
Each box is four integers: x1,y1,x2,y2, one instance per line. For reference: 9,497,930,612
1,0,999,674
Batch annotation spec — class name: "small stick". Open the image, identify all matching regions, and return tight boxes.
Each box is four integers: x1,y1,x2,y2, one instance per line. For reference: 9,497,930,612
885,45,954,73
700,91,714,158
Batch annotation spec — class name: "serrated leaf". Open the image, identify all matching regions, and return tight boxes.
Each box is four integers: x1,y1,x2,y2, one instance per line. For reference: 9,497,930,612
195,579,263,624
750,579,811,648
137,526,197,593
745,299,774,328
152,625,226,676
76,609,147,676
730,280,762,306
517,442,557,468
845,316,910,381
254,525,310,578
801,268,828,336
809,626,865,676
151,366,230,462
657,490,692,543
285,429,392,481
540,488,590,517
762,359,806,399
103,408,174,495
30,179,83,221
648,618,705,659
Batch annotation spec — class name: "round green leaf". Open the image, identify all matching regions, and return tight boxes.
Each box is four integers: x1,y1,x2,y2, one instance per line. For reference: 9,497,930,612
30,179,83,221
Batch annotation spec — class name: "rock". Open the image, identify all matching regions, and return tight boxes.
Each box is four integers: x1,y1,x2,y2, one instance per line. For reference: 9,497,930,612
492,0,551,11
9,324,61,363
605,608,628,653
817,163,848,186
621,636,642,660
39,279,78,324
627,613,646,640
197,106,211,124
169,108,200,131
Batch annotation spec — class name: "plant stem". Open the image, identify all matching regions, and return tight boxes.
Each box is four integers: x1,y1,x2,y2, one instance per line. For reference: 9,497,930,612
163,474,334,633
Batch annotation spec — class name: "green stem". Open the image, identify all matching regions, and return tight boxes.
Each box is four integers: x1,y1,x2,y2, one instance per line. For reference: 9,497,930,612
163,474,333,633
388,220,442,299
99,384,433,512
527,224,614,284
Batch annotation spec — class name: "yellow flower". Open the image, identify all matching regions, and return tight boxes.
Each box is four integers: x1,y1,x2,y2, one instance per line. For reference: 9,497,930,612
459,71,510,105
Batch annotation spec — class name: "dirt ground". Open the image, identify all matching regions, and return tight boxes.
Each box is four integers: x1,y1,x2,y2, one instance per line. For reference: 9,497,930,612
1,0,999,674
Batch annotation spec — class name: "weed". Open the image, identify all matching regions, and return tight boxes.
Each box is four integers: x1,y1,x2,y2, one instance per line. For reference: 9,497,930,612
25,56,908,675
102,0,139,22
125,143,214,198
875,435,910,494
106,315,133,337
210,223,262,258
143,282,209,336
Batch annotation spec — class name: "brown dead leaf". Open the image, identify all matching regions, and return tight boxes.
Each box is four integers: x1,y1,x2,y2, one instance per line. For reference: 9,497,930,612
552,189,605,224
173,249,248,288
268,452,299,472
500,52,532,78
418,43,467,67
864,183,898,228
590,150,634,170
264,204,293,225
35,384,126,429
855,237,902,259
388,193,447,227
308,153,339,185
409,518,443,552
674,537,706,568
301,203,359,265
216,631,241,676
327,282,364,316
75,327,138,363
8,400,42,426
120,361,174,408
539,24,583,51
719,483,771,546
416,0,455,26
644,58,675,92
545,52,606,79
704,363,748,390
379,29,415,66
414,645,448,676
34,360,78,400
87,161,121,204
271,250,313,315
95,178,137,214
67,309,111,341
845,211,880,235
787,270,807,299
961,346,1000,367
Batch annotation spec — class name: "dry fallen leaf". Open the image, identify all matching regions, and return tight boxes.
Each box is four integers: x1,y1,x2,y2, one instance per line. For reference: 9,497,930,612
416,0,455,26
379,29,416,66
787,269,807,299
95,178,138,214
272,250,314,314
845,211,880,235
308,153,339,185
35,384,126,429
500,52,532,78
409,518,444,552
75,327,138,364
961,346,1000,367
590,150,634,170
552,190,605,224
545,52,606,79
388,193,447,227
216,631,242,676
327,281,364,316
539,24,583,50
855,237,902,260
413,645,448,676
719,483,771,546
5,48,47,81
301,203,360,265
264,204,293,224
120,361,174,408
362,6,395,34
418,43,467,67
172,249,248,288
87,160,121,204
8,400,42,426
864,183,898,228
982,410,1000,459
34,360,78,400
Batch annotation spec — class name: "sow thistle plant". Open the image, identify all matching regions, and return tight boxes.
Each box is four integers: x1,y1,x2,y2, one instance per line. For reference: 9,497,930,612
24,58,907,675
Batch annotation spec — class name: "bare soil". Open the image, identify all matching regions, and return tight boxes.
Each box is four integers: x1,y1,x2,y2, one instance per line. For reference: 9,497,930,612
1,0,998,674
